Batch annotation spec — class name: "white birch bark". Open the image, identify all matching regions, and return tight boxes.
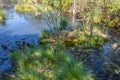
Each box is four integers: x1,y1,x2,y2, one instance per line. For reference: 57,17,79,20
73,0,76,22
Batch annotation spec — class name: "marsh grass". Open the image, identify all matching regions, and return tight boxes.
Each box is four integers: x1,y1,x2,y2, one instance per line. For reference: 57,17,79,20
0,7,6,23
15,4,36,12
11,42,92,80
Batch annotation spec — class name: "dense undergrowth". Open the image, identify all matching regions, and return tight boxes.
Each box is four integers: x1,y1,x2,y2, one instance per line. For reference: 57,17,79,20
11,42,93,80
15,0,43,12
15,4,37,12
41,29,108,48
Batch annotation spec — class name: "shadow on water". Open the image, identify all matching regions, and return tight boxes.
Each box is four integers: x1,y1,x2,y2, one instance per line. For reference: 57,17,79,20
69,36,120,79
89,37,120,80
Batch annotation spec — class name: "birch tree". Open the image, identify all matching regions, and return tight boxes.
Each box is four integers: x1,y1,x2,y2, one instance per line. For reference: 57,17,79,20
73,0,76,22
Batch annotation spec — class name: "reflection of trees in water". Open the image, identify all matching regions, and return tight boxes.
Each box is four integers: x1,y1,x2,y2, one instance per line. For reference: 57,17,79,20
1,0,19,8
23,13,38,24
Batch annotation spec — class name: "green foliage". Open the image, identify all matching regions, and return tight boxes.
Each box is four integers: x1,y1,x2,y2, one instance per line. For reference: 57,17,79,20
55,58,86,80
37,6,42,12
75,32,107,47
108,9,120,28
98,9,120,29
11,42,92,80
41,30,53,39
0,13,5,18
95,0,120,29
0,7,5,23
59,17,68,30
15,0,43,12
15,4,36,12
23,0,35,3
55,0,72,11
42,0,55,8
42,0,72,11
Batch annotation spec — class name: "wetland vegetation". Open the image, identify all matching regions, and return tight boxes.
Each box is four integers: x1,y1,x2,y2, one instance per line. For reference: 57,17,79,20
0,0,120,80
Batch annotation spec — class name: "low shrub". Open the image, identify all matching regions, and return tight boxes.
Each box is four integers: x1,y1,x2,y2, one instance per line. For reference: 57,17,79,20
59,17,68,30
76,33,108,47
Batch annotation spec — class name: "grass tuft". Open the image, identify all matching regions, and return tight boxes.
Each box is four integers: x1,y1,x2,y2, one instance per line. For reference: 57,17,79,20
11,42,92,80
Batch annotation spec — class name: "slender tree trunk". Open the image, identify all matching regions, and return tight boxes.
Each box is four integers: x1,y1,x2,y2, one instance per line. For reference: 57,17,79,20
90,21,93,37
0,0,3,7
90,0,95,37
59,0,62,16
73,0,76,22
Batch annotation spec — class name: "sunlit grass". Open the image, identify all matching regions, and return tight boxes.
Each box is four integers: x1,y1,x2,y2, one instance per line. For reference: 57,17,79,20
0,7,5,23
15,4,36,12
15,0,43,13
11,42,93,80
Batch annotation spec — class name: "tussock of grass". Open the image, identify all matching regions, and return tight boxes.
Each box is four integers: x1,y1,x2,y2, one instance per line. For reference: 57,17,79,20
11,42,93,80
15,4,36,12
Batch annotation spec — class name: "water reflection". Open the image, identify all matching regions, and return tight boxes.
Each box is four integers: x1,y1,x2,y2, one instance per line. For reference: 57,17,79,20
0,8,51,35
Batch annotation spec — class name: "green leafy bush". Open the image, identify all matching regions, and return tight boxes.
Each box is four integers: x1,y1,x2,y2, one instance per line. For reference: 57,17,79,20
59,17,68,30
41,30,53,39
75,33,107,47
37,7,43,12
